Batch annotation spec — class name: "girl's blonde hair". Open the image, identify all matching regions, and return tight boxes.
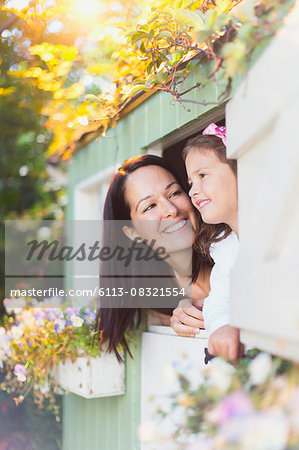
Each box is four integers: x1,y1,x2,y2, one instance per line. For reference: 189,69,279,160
182,134,237,257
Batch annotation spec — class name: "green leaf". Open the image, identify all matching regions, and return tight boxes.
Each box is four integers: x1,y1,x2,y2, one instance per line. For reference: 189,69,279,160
157,31,174,40
149,15,159,24
215,0,233,14
85,94,102,104
157,71,168,83
176,8,206,28
145,74,157,87
173,51,183,63
148,29,155,40
174,0,183,8
146,61,154,75
140,41,147,53
181,0,192,8
126,84,146,96
131,32,149,45
186,60,200,71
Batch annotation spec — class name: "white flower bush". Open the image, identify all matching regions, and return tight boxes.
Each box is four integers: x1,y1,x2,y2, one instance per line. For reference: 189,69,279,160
248,352,273,385
145,350,299,449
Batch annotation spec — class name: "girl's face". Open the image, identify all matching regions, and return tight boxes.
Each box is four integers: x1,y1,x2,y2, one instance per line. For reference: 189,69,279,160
185,148,238,233
123,165,196,253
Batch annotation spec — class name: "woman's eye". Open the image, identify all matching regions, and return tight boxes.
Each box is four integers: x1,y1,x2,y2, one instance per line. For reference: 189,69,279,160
170,189,182,198
143,203,156,212
199,173,206,179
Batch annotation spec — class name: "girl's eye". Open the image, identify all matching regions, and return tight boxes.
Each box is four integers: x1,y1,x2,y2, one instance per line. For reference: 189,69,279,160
143,203,156,213
199,173,206,179
169,189,182,198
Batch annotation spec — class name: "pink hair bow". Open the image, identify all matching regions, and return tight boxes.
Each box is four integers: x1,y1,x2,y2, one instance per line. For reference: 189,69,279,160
202,123,227,147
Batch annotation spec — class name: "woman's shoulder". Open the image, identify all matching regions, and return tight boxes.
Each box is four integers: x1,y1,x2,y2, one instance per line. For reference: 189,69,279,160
209,231,239,264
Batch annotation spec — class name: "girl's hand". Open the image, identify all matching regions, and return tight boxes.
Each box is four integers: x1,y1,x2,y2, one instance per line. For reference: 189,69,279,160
208,325,244,361
170,298,204,337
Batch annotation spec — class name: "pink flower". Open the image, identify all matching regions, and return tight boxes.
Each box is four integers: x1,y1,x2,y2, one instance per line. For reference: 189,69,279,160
14,363,26,382
206,391,253,426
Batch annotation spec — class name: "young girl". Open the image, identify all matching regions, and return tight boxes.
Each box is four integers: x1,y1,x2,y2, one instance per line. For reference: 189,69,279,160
183,123,243,361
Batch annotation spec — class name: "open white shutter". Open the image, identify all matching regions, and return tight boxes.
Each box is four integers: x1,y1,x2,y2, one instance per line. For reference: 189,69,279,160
226,2,299,361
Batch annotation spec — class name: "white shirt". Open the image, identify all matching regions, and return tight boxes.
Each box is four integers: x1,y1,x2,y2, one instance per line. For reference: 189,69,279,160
203,231,239,336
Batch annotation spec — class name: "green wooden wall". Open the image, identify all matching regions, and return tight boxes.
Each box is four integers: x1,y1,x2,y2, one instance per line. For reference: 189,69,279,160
62,331,142,450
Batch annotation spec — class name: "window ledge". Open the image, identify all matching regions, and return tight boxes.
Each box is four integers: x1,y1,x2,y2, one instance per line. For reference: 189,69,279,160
148,324,208,339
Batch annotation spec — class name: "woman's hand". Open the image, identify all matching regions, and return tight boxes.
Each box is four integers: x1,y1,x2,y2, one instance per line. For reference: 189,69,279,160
170,298,204,337
148,310,171,326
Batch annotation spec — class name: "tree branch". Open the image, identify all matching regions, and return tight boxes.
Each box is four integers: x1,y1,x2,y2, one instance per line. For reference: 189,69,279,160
179,82,201,96
175,98,220,106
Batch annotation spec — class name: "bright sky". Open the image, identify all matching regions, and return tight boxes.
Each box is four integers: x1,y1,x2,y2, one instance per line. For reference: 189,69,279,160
5,0,30,10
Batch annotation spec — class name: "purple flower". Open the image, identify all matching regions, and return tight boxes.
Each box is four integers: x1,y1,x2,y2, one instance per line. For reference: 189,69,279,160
66,307,79,317
220,410,289,447
206,391,253,426
46,308,62,321
83,309,96,325
34,310,46,318
34,310,46,326
14,364,26,382
54,319,66,334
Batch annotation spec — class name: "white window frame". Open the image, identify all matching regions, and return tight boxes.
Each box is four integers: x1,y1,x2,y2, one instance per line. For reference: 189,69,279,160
226,3,299,362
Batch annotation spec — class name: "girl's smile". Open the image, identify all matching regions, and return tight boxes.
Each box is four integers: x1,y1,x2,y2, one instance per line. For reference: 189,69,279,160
185,148,238,234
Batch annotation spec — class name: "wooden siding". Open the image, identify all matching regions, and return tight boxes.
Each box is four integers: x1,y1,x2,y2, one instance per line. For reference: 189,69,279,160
63,331,142,450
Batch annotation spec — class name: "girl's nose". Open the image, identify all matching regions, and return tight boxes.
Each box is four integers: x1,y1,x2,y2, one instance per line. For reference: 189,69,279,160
189,184,196,198
189,180,200,199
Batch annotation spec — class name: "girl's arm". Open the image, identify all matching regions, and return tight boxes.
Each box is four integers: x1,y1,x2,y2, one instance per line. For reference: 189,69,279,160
204,232,243,360
203,231,239,335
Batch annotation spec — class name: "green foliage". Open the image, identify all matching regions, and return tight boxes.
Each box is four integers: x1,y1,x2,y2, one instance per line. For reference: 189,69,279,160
1,0,295,162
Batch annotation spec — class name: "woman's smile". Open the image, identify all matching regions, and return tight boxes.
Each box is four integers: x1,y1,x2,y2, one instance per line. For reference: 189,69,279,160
163,218,188,234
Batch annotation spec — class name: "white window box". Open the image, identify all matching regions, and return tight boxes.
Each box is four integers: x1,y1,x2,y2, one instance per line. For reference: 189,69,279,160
53,353,125,399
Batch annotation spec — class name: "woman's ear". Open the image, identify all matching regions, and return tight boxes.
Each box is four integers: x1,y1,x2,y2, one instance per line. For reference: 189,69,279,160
122,225,138,242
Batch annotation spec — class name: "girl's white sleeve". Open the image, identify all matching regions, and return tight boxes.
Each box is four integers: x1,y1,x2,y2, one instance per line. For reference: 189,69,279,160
203,232,239,337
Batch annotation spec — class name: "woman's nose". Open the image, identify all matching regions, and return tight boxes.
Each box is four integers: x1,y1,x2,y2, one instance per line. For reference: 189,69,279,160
161,199,178,217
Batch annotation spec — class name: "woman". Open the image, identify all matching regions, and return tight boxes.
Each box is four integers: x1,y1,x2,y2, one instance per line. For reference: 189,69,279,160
96,154,222,360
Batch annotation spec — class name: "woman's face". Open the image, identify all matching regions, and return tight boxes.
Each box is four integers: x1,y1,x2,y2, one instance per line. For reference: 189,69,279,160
124,165,196,253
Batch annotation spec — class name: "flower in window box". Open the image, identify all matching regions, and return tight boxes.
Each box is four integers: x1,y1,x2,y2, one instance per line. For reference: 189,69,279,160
14,364,26,382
